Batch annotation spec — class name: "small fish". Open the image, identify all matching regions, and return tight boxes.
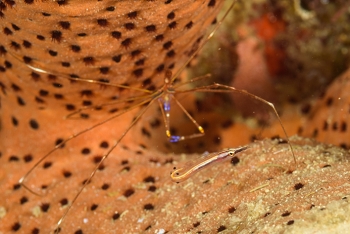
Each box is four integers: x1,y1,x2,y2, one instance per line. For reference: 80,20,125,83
171,145,249,182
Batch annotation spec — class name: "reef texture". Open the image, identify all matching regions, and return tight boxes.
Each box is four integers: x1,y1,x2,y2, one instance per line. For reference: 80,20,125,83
1,0,350,234
196,0,350,103
300,67,350,149
0,0,223,113
2,136,350,233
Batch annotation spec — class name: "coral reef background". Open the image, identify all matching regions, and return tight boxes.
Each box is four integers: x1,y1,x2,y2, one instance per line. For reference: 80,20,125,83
1,0,350,233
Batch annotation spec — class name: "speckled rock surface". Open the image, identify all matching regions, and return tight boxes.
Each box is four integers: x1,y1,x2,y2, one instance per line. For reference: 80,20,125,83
1,1,350,234
2,136,350,233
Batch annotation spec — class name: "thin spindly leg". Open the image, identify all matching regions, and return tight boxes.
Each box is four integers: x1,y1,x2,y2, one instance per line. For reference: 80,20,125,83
19,96,154,196
53,97,157,233
16,1,242,232
65,93,155,119
175,83,296,164
158,93,204,143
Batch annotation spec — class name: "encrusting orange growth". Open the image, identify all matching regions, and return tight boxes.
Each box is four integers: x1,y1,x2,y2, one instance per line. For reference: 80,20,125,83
1,0,350,233
250,11,287,77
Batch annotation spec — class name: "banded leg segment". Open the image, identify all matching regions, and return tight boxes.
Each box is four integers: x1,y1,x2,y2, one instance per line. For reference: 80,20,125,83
158,93,204,143
176,83,296,164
